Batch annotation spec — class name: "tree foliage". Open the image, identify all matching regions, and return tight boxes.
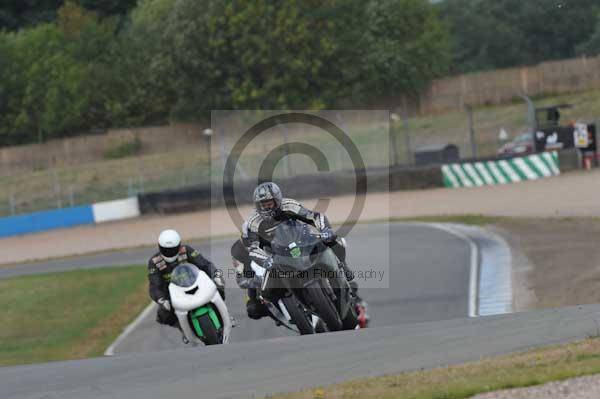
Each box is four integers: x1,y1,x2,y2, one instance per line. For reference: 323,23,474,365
0,0,137,31
0,0,63,31
0,2,123,144
0,0,450,145
162,0,358,114
438,0,600,73
364,0,450,96
577,12,600,56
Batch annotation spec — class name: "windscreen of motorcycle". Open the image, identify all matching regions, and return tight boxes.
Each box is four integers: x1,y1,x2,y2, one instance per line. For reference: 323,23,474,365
170,264,199,288
271,220,322,271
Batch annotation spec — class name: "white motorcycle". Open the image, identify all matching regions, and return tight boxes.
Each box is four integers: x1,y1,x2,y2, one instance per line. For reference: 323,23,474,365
169,263,232,345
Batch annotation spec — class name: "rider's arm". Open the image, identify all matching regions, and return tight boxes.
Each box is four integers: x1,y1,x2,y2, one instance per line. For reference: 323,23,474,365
148,258,167,302
248,237,271,267
184,245,216,278
231,239,261,289
245,212,271,267
281,198,331,231
235,265,262,289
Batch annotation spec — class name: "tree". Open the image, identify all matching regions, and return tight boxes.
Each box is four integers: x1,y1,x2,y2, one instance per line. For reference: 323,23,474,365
577,12,600,56
0,2,127,145
438,0,600,73
0,0,137,31
76,0,138,17
363,0,450,96
156,0,335,117
0,1,63,31
111,0,175,125
0,0,454,145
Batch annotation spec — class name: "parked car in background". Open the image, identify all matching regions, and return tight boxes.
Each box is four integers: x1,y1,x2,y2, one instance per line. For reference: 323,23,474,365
497,133,534,157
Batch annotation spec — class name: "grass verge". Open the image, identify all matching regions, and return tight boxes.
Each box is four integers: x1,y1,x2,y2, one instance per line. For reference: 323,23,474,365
0,265,149,365
268,337,600,399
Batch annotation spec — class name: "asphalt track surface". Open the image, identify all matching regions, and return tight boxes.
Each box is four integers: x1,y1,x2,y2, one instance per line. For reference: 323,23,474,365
1,223,473,395
4,304,600,399
5,222,584,399
0,223,471,350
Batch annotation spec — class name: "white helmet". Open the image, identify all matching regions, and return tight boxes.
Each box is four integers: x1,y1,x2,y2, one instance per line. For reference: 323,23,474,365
158,229,181,262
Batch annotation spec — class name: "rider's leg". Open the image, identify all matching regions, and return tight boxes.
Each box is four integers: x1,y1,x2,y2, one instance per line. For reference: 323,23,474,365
348,281,370,327
246,288,269,320
328,238,355,281
156,306,192,343
329,239,370,327
156,306,178,327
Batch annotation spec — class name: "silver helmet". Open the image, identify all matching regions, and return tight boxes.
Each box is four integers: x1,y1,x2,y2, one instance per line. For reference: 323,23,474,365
253,182,282,221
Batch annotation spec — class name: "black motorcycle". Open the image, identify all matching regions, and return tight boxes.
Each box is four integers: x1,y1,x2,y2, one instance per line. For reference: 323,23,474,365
260,219,358,332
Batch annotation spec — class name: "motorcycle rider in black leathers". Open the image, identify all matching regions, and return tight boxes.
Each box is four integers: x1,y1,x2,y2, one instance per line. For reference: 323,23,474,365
148,229,225,329
231,182,369,325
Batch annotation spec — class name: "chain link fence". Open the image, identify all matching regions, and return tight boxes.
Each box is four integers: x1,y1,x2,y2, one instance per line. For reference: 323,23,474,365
3,94,596,217
0,148,211,217
0,108,529,217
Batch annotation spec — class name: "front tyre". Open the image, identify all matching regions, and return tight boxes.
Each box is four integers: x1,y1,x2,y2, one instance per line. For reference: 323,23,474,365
306,280,342,332
281,296,315,335
198,314,221,345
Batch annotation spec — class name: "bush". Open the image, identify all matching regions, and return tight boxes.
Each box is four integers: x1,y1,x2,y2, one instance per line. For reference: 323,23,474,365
103,135,142,159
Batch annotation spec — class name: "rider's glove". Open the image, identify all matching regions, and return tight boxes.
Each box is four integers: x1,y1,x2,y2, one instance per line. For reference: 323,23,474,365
212,271,226,300
263,256,274,271
157,297,171,312
320,227,336,243
213,273,225,289
249,275,264,289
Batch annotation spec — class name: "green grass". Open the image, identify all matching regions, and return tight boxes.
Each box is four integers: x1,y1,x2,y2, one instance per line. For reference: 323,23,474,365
0,265,149,365
268,337,600,399
103,135,143,159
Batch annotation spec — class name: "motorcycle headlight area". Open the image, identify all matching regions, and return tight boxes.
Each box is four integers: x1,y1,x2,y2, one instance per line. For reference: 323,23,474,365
170,264,199,287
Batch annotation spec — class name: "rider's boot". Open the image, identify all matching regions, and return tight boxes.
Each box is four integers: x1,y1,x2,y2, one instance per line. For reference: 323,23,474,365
349,281,370,328
356,299,370,328
174,320,190,344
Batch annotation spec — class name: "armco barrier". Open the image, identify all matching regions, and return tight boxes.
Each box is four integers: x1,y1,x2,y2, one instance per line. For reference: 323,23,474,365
137,165,443,214
92,197,140,223
0,205,95,238
0,147,575,236
442,152,560,188
0,197,140,238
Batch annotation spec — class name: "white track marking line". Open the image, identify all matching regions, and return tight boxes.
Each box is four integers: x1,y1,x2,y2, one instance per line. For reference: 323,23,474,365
430,224,479,318
104,302,156,356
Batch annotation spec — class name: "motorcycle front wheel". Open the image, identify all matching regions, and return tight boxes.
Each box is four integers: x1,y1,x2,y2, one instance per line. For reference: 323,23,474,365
281,295,315,335
198,313,222,345
305,280,342,332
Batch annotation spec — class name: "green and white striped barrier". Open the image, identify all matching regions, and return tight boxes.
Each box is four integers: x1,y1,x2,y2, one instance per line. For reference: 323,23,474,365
442,152,560,188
